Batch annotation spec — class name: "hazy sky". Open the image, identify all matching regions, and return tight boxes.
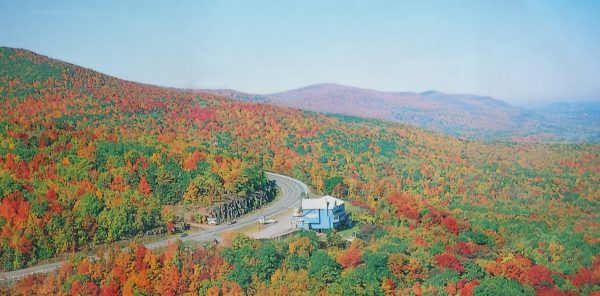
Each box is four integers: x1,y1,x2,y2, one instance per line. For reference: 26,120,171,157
1,0,599,106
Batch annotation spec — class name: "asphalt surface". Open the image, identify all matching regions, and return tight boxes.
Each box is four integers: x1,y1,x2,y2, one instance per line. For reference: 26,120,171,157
0,172,308,283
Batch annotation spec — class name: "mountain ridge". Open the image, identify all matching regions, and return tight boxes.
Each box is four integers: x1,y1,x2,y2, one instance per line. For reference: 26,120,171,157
4,47,597,142
203,83,600,142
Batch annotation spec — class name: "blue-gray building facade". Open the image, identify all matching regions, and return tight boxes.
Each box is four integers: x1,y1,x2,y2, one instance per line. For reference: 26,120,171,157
299,195,350,230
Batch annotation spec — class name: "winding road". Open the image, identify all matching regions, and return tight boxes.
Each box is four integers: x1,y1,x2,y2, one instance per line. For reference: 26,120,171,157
0,172,308,283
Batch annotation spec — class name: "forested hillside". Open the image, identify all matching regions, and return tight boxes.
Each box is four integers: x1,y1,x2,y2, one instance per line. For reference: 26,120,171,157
0,48,267,271
206,84,600,142
2,48,599,295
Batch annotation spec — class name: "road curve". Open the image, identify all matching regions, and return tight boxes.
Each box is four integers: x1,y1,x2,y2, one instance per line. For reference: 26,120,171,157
0,172,309,283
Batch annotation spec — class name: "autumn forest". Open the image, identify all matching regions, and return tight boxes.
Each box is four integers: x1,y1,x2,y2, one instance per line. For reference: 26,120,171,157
0,48,599,295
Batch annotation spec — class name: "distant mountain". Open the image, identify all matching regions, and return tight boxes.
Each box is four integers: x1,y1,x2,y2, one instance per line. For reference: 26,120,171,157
529,102,600,142
266,83,528,138
203,83,600,142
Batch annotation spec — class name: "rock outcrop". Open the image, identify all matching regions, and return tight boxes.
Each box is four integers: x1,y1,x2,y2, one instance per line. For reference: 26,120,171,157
207,181,277,222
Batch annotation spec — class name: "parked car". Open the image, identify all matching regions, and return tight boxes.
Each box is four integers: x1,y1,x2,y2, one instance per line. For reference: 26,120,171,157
227,220,237,225
180,233,188,237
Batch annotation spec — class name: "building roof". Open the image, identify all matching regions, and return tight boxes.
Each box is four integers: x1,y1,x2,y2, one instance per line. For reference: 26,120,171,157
302,195,345,210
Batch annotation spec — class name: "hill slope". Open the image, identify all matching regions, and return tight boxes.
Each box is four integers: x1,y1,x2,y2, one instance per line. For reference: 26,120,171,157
205,83,600,142
0,47,270,270
1,48,599,294
269,83,527,137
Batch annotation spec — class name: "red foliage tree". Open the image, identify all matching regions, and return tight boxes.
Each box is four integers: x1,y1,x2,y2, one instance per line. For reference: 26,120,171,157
0,192,31,230
455,241,476,257
16,237,33,254
382,278,395,294
83,282,99,295
46,188,57,201
187,106,214,122
183,151,203,171
441,216,459,235
484,254,532,284
135,244,148,271
435,252,465,273
138,176,152,196
99,281,120,296
526,265,554,287
337,247,363,268
156,265,182,296
571,267,596,288
386,192,421,221
457,280,479,296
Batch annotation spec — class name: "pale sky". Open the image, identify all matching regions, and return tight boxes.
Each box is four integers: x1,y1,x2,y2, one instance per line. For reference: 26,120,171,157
1,0,599,107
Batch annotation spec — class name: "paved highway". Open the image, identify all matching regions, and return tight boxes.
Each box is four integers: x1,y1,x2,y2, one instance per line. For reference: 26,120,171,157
0,172,308,283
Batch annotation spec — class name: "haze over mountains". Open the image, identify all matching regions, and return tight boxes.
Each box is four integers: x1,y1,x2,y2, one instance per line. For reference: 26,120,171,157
205,84,600,142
